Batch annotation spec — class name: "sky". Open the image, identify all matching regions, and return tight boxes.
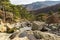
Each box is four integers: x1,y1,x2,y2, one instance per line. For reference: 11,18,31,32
10,0,60,5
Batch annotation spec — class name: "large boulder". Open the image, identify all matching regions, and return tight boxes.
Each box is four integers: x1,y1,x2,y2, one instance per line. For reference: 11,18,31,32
20,21,32,27
9,31,37,40
32,21,45,30
0,33,10,40
0,25,7,32
33,31,60,40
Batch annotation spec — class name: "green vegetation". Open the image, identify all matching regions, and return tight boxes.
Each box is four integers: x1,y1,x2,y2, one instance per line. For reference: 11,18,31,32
48,11,53,15
0,0,60,23
0,0,35,22
36,13,48,22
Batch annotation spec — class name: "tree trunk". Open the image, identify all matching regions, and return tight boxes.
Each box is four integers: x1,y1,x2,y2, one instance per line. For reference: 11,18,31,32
3,6,6,22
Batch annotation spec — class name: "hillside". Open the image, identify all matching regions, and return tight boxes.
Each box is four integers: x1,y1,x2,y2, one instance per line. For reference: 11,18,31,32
24,1,60,11
30,3,60,15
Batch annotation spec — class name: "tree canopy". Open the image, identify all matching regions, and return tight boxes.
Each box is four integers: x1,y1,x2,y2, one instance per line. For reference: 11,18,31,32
0,0,35,22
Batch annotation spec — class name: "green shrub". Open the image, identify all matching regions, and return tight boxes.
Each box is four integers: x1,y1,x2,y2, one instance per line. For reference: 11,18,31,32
6,27,17,33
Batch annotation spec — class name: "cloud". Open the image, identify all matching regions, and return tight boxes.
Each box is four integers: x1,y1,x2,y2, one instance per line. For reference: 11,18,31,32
10,0,46,5
10,0,60,5
46,0,60,1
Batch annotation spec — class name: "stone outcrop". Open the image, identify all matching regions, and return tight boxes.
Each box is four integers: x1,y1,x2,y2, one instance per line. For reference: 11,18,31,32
32,21,45,30
0,25,7,32
4,31,60,40
0,21,60,40
33,31,60,40
0,33,10,40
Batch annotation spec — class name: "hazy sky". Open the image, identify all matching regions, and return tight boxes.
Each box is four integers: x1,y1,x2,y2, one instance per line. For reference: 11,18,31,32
10,0,60,5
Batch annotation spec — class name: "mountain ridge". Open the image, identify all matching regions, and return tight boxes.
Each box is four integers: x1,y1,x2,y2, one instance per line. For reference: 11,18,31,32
30,3,60,15
23,1,60,11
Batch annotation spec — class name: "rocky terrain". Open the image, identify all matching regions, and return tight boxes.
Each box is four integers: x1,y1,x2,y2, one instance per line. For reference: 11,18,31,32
0,20,60,40
0,30,60,40
1,0,60,40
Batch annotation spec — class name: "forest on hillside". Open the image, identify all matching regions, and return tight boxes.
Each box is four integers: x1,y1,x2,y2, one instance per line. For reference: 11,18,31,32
0,0,60,24
0,0,35,23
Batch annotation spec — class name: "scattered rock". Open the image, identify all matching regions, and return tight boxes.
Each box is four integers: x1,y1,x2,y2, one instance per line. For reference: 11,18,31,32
0,31,60,40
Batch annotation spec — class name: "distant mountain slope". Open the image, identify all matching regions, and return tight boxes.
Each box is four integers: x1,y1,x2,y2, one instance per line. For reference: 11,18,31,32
30,3,60,15
24,1,60,11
